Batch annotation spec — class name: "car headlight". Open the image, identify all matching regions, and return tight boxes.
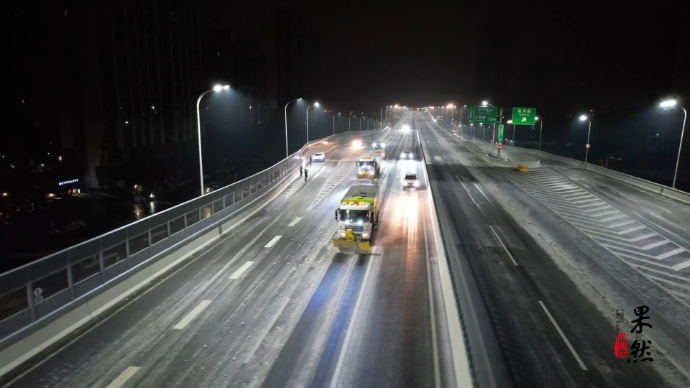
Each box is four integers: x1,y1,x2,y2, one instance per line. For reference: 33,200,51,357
362,231,369,239
340,231,347,238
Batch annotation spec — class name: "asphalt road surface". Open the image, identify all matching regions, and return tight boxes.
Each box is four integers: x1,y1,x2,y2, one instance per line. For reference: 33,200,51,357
2,119,458,387
419,111,690,388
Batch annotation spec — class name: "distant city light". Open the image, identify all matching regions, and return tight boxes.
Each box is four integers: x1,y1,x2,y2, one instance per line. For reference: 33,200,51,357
2,193,8,197
659,99,678,108
125,121,129,124
59,179,79,186
151,106,155,109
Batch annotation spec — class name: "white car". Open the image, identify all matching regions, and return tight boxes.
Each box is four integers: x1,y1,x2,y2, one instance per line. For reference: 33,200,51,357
400,150,413,159
313,152,325,162
403,172,419,188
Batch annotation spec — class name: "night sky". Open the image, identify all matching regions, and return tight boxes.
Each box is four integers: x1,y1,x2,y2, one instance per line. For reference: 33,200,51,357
201,0,687,115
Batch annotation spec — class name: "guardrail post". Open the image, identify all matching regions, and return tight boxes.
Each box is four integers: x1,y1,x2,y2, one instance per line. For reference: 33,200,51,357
99,243,106,283
67,254,75,300
27,278,36,322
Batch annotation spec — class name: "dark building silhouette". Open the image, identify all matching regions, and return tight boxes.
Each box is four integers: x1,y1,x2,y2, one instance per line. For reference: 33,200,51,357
25,0,205,191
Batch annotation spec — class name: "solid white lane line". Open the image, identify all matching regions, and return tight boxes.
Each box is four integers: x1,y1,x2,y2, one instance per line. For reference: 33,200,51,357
173,300,212,330
489,226,518,266
264,235,282,248
229,261,254,280
538,301,588,370
424,211,442,388
288,217,302,226
106,366,141,388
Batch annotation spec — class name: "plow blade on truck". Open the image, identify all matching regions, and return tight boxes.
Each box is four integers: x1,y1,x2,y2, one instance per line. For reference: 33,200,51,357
332,229,371,253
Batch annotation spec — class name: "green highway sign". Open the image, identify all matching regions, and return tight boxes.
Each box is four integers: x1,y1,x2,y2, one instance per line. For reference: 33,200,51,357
512,107,536,125
497,124,504,142
468,106,497,124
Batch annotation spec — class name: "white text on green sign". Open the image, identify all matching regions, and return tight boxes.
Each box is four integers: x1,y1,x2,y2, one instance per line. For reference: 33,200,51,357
512,107,536,126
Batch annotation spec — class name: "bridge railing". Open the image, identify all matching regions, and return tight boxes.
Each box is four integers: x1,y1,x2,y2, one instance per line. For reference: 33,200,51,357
0,131,363,345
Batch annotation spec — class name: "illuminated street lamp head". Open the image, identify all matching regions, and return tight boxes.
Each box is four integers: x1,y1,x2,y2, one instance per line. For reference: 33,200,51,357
507,120,513,124
314,102,320,107
222,85,230,90
482,101,488,106
298,97,302,100
660,99,678,108
447,104,454,108
579,115,588,121
394,104,399,108
213,85,222,92
535,116,539,121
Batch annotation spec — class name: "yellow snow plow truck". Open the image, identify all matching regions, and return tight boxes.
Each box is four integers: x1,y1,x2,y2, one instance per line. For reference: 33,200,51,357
332,185,380,253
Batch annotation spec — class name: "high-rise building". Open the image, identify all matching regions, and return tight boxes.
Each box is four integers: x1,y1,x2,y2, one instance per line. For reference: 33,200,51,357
49,0,204,189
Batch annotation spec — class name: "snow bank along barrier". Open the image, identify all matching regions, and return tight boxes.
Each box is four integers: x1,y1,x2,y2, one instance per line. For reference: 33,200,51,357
0,131,369,378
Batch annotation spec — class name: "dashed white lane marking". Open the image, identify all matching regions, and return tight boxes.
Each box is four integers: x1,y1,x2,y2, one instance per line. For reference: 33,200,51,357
473,182,491,202
173,300,213,330
264,236,282,248
489,226,519,266
106,366,141,388
288,217,302,226
538,301,588,370
229,261,254,280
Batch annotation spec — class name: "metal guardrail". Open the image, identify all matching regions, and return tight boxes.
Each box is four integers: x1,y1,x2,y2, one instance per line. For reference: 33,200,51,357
0,132,357,344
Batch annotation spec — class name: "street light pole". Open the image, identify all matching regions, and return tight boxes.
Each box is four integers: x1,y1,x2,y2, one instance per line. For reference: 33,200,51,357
284,97,302,158
659,100,688,188
579,115,592,165
306,102,319,143
538,118,543,151
332,113,338,135
349,114,351,132
196,84,229,196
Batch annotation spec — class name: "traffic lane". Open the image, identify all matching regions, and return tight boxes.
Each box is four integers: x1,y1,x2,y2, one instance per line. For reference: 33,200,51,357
137,153,375,387
450,162,670,387
4,149,363,387
416,116,659,386
429,120,690,386
331,125,439,387
334,176,438,388
264,121,444,388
